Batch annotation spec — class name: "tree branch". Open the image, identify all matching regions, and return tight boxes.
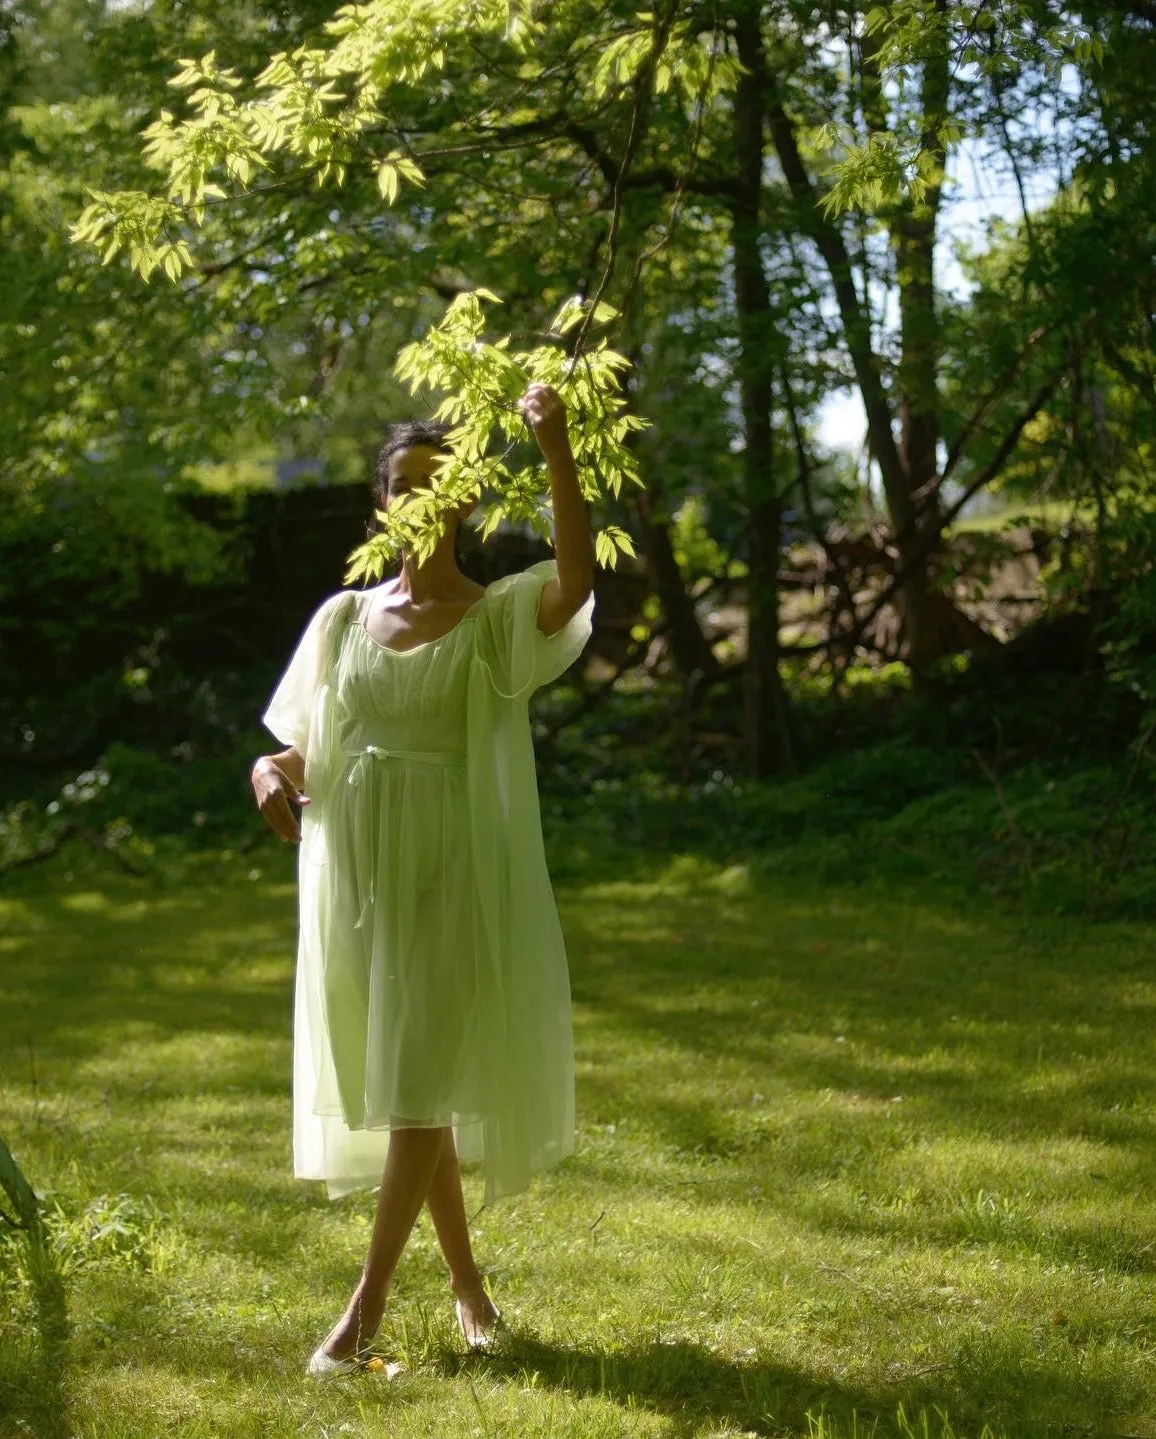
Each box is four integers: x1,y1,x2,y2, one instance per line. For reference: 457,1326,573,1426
942,322,1056,482
564,0,684,367
563,120,738,199
943,372,1062,521
762,67,907,511
838,368,1063,655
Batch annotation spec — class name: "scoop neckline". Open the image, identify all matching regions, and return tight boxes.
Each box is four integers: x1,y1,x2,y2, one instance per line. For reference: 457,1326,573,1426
356,593,486,655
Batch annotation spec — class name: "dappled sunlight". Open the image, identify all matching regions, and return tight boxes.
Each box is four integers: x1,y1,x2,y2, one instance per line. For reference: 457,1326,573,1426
2,851,1155,1437
72,1032,289,1095
552,856,1156,1429
58,890,118,915
0,865,300,1083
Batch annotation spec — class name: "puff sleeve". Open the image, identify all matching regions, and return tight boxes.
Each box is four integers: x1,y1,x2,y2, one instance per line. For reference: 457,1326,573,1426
262,592,352,755
475,559,595,702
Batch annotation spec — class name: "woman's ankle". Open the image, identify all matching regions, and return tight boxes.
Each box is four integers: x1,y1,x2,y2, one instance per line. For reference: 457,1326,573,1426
450,1269,486,1299
334,1281,387,1346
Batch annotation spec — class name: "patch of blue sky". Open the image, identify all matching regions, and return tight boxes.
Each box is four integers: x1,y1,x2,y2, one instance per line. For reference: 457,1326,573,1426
816,56,1081,463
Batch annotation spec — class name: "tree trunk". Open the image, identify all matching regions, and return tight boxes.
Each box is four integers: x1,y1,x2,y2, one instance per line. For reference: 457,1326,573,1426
886,0,962,668
621,340,720,684
763,24,990,669
631,485,720,681
732,0,794,775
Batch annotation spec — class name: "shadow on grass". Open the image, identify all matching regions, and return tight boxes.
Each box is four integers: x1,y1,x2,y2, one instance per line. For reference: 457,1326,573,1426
439,1331,1040,1439
1,1233,70,1439
4,853,1155,1436
564,867,1156,1169
0,864,298,1074
469,1335,863,1437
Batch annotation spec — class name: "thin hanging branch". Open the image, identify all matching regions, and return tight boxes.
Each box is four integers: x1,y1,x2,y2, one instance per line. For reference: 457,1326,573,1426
941,322,1057,482
565,0,684,371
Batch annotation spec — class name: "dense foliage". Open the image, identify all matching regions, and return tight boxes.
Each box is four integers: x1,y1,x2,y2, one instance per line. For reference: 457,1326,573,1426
2,0,1153,822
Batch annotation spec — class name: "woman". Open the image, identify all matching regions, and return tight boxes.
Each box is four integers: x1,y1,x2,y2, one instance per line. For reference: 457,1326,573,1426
250,383,595,1373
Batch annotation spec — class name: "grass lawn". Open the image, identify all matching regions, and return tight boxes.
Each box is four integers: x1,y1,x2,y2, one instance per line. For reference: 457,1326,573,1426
949,501,1094,535
1,840,1154,1439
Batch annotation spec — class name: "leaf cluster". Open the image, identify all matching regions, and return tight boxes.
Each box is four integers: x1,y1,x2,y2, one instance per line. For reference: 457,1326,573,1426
345,291,647,581
587,11,742,106
816,2,1105,221
69,0,545,282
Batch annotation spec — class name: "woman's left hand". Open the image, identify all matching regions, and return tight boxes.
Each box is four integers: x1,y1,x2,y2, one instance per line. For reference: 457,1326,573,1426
520,383,571,461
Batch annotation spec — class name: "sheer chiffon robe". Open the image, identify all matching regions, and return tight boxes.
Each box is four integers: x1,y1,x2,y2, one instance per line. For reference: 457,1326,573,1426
263,561,594,1203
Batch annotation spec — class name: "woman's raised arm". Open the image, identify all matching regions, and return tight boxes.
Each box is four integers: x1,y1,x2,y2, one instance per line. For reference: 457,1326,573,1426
519,383,595,638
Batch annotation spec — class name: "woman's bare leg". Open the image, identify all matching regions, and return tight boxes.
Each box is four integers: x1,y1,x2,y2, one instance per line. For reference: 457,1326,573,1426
423,1127,499,1337
320,1126,446,1360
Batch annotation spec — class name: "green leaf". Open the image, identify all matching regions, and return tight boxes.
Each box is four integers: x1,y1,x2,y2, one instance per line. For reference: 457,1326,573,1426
479,503,505,540
377,160,399,203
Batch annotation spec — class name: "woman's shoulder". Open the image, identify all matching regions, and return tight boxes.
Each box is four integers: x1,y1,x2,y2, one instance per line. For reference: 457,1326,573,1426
300,588,364,634
479,559,559,605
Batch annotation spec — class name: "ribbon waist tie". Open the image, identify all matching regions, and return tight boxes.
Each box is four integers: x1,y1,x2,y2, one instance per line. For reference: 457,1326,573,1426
346,745,467,794
345,743,466,928
354,743,465,765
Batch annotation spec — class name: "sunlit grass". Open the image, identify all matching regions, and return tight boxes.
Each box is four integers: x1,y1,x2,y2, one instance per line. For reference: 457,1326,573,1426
948,499,1095,534
1,843,1153,1438
948,495,1156,535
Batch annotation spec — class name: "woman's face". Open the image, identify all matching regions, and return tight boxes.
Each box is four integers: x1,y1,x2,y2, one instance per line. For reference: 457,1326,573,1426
384,445,446,508
384,444,475,527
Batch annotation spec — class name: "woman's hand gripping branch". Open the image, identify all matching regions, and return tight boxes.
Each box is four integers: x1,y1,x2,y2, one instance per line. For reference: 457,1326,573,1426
519,383,595,637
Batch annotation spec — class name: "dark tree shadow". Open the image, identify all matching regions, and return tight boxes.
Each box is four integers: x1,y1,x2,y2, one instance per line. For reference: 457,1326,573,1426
429,1327,1134,1439
1,1225,70,1439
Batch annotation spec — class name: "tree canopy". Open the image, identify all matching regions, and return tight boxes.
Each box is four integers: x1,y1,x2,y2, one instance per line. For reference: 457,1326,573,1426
4,0,1153,770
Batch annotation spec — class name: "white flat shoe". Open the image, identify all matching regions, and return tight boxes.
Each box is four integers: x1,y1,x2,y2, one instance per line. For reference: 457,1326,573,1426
455,1298,503,1352
306,1345,361,1376
306,1345,406,1379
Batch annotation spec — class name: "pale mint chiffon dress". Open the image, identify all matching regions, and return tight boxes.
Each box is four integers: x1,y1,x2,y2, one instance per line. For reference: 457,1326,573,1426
262,560,594,1203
